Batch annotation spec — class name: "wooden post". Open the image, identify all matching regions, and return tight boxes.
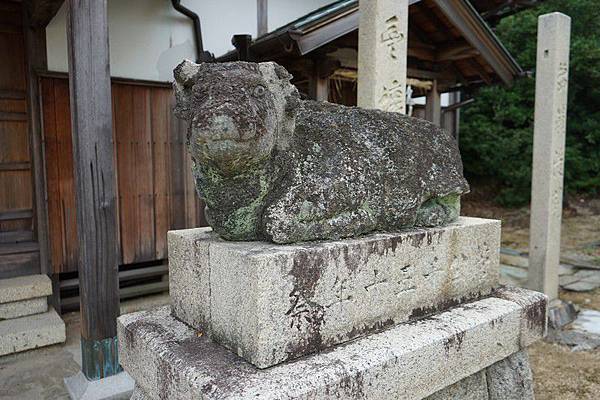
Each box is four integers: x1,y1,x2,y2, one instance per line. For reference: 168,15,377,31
22,8,50,278
66,0,121,380
257,0,268,36
309,73,329,102
528,13,571,300
425,79,441,126
357,0,408,113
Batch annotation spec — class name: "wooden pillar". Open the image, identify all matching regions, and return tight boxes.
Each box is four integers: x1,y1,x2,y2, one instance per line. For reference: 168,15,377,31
357,0,408,113
22,9,50,278
309,76,329,102
308,57,336,102
528,13,571,300
425,79,441,126
257,0,268,36
66,0,121,380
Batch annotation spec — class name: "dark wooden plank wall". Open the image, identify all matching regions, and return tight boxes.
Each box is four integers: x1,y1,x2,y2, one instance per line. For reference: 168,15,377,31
40,76,205,274
0,0,40,278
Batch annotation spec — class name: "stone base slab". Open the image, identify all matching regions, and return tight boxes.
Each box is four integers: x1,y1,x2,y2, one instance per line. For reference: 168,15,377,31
0,274,52,304
130,350,534,400
0,297,47,320
0,307,66,356
118,287,546,400
169,216,501,368
428,350,534,400
64,370,134,400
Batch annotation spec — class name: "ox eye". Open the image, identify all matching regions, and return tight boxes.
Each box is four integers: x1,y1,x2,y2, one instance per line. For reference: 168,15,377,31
253,85,266,97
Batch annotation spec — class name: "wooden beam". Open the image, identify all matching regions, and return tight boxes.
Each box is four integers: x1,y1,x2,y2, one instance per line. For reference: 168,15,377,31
436,40,479,61
24,0,64,28
66,0,120,381
468,58,492,85
0,111,28,121
433,0,519,85
257,0,268,36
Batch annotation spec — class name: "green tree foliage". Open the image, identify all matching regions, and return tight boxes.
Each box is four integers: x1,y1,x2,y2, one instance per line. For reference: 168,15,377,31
460,0,600,206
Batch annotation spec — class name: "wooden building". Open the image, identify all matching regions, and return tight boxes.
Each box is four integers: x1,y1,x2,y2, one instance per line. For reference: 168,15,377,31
0,0,527,311
219,0,523,131
0,0,205,311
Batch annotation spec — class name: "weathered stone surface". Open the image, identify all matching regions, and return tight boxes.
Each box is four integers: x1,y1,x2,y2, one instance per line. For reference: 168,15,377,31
131,386,149,400
118,287,546,400
169,217,500,368
486,351,534,400
0,274,52,304
493,286,548,347
0,297,47,320
0,307,65,356
173,60,469,244
426,350,535,400
426,371,488,400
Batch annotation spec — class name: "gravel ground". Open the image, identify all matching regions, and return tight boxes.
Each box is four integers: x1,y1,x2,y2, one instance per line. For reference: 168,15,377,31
529,340,600,400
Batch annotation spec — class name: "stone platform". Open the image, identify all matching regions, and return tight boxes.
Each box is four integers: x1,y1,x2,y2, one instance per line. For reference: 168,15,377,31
0,274,65,356
118,286,546,400
0,307,65,356
169,217,500,368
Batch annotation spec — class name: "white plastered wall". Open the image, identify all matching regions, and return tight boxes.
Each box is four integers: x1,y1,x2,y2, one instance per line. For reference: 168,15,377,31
46,0,335,82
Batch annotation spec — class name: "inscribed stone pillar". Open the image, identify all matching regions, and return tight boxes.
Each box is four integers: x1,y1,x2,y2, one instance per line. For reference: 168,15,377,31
528,13,571,300
357,0,408,113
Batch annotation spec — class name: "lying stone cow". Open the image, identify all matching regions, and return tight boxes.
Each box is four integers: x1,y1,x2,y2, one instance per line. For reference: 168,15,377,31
173,60,469,244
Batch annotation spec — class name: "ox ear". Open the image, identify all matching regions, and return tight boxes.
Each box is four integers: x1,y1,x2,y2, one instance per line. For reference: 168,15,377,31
173,59,201,87
173,60,201,121
258,62,299,112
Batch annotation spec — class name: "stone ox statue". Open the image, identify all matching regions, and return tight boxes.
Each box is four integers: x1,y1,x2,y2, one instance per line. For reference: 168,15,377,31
173,60,469,244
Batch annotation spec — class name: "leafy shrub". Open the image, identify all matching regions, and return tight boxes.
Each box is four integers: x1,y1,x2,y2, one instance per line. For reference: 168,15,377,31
460,0,600,206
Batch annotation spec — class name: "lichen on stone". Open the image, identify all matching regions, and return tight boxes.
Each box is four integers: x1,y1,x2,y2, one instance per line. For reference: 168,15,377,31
173,60,469,243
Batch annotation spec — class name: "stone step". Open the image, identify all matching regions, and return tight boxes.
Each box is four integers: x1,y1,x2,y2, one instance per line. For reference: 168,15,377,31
0,274,52,304
118,286,546,400
0,296,47,320
0,307,66,356
168,216,501,368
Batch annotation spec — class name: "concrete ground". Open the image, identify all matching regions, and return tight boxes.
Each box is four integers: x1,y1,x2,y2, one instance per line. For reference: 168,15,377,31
0,293,170,400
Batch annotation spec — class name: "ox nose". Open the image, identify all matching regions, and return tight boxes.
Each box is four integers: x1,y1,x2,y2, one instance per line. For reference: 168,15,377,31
204,114,240,141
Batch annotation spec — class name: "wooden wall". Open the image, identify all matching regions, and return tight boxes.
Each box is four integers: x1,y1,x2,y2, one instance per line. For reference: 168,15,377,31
40,76,205,273
0,0,40,278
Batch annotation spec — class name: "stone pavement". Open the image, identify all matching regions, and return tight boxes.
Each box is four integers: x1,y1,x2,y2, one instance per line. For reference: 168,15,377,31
0,293,169,400
499,248,600,292
499,249,600,353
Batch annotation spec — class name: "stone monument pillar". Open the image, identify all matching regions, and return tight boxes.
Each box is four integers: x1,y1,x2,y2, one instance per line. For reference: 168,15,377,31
528,12,571,300
357,0,408,113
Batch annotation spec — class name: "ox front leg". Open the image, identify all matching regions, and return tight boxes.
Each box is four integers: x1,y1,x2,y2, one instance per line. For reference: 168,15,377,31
415,194,461,227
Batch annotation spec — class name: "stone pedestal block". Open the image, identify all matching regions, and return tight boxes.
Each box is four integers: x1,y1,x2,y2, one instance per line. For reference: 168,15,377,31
169,217,500,368
118,287,546,400
427,351,534,400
